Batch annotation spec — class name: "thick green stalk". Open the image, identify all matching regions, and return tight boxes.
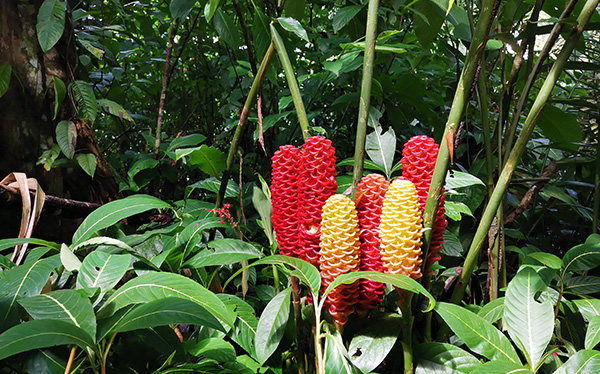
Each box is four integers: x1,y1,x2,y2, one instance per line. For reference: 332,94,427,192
270,24,311,141
420,0,496,274
449,0,600,306
215,43,276,209
595,137,600,234
397,292,415,374
351,0,379,197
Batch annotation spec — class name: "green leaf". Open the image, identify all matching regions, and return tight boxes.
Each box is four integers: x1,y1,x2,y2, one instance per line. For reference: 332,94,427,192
283,0,305,19
98,98,134,123
0,238,59,252
255,287,292,364
252,182,274,246
76,251,132,294
112,297,224,333
176,145,226,178
553,350,600,374
55,120,77,159
60,243,81,272
276,17,308,42
76,153,97,178
52,76,66,119
564,276,600,295
525,252,562,270
188,177,239,197
186,337,236,362
98,272,235,329
324,332,355,373
444,201,474,221
478,297,504,323
504,267,553,369
128,156,159,180
72,194,172,246
204,0,221,22
562,235,600,273
0,256,60,332
414,342,481,373
574,298,600,321
434,302,519,363
538,104,582,151
18,290,96,342
36,0,67,52
348,314,402,373
332,5,363,33
170,0,197,19
413,0,444,46
0,320,95,360
214,9,241,50
440,230,465,257
167,134,207,152
365,125,396,176
585,316,600,350
0,64,10,98
469,360,533,374
217,294,257,358
72,236,136,254
322,271,435,312
445,171,486,189
184,239,262,268
71,80,97,122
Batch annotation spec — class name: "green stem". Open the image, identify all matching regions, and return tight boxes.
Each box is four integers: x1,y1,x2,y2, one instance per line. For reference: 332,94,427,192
291,276,306,374
594,132,600,234
420,0,497,276
314,296,324,374
215,43,277,209
477,62,494,201
270,24,311,141
449,0,600,306
398,292,415,374
351,0,379,197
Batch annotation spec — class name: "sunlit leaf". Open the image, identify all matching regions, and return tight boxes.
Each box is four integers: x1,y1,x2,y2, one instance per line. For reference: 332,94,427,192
255,287,291,364
37,0,67,52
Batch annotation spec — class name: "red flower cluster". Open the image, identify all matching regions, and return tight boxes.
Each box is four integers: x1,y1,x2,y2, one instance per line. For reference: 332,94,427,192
401,135,448,273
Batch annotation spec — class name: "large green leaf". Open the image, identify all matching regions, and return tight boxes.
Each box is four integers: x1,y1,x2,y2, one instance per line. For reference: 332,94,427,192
204,0,221,21
445,171,486,189
18,290,96,342
564,276,600,295
167,134,207,153
434,302,519,364
176,145,226,178
0,238,59,252
252,181,274,246
55,120,76,159
413,0,444,46
98,98,134,123
553,350,600,374
0,256,60,332
538,104,583,151
71,80,97,122
72,194,172,246
276,17,309,41
97,272,235,329
585,316,600,350
324,332,355,374
217,294,257,357
348,314,402,373
332,5,363,33
469,360,533,374
76,153,97,178
365,125,396,176
322,271,435,312
112,297,224,333
254,287,291,364
0,320,95,360
76,251,132,294
504,267,554,369
170,0,197,18
52,75,66,120
562,235,600,273
186,337,236,362
184,239,262,268
478,297,504,323
414,342,481,373
214,9,241,50
36,0,67,52
0,64,10,98
574,298,600,321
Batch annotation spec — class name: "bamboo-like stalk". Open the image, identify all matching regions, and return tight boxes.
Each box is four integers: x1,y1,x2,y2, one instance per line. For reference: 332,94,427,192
351,0,379,198
595,137,600,234
270,24,311,140
449,0,600,306
420,0,497,274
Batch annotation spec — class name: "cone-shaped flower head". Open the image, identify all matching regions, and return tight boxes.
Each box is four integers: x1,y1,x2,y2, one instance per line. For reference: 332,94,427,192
271,145,301,257
320,194,360,326
401,135,448,274
379,179,423,279
354,174,390,313
298,136,337,268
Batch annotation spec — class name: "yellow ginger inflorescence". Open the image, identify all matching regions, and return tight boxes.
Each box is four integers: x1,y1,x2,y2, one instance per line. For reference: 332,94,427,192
319,194,361,326
379,179,424,279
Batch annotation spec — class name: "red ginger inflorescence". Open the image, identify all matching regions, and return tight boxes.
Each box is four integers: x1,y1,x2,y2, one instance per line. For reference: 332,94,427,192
401,135,448,274
297,136,337,268
271,145,301,257
354,174,390,313
320,194,361,326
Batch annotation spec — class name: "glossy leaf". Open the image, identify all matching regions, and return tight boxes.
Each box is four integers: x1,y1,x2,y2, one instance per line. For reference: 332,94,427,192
469,360,533,374
166,134,207,152
445,171,486,189
112,297,224,333
176,145,226,178
97,272,235,329
76,251,132,294
60,243,81,272
585,316,600,350
324,333,355,374
186,337,236,362
204,0,221,21
564,276,600,295
18,289,96,341
478,297,504,323
52,76,66,120
562,235,600,273
255,287,291,364
332,5,363,33
0,238,59,252
348,314,402,373
214,9,241,50
434,302,519,363
252,182,274,246
504,267,553,369
76,153,97,178
71,80,97,122
276,17,309,41
127,157,159,180
72,194,171,246
36,0,67,52
0,320,95,360
574,298,600,321
525,252,562,270
98,98,134,123
553,350,600,374
55,120,76,159
365,125,396,176
217,294,258,357
414,342,481,374
170,0,197,19
184,239,262,268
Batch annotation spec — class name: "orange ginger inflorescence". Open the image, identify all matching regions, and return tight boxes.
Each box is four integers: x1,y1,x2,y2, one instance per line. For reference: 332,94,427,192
354,174,390,313
379,179,424,279
320,194,361,326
